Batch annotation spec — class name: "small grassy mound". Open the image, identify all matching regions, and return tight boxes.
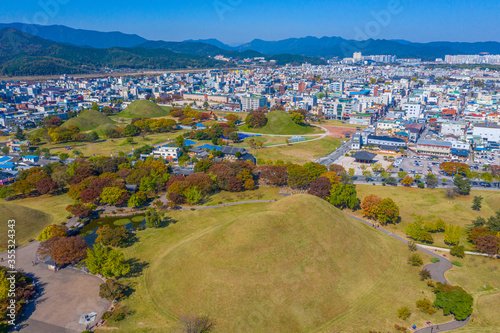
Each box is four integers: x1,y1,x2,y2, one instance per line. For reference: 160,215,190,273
62,109,115,132
242,111,318,135
0,202,52,249
118,100,169,118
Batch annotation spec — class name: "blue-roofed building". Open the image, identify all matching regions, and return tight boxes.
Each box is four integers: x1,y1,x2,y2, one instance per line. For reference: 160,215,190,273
23,155,39,163
197,144,222,151
0,156,12,164
0,162,16,170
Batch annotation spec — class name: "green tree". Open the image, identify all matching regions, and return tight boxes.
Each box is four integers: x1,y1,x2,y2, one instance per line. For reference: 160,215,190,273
377,198,400,225
100,187,127,205
145,208,165,228
175,135,186,148
185,186,202,205
86,131,99,142
453,175,471,195
1,146,9,156
444,225,462,246
472,196,483,211
85,243,130,277
328,183,358,210
450,245,465,258
15,126,26,140
99,279,127,301
434,287,473,320
426,172,438,188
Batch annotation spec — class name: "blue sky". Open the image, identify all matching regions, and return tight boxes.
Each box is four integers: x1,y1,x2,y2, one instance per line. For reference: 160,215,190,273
1,0,499,44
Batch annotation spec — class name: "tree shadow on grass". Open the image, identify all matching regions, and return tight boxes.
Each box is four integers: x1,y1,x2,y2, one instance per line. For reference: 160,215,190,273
124,258,149,278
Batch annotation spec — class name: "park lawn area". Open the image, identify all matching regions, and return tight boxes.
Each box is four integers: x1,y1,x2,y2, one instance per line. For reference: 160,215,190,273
446,255,500,332
202,186,282,206
353,185,500,249
0,135,11,141
230,135,317,148
251,137,342,164
0,194,73,249
313,120,365,128
111,195,447,333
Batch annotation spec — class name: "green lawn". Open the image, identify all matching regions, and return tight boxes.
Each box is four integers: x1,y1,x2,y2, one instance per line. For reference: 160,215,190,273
251,137,342,164
0,194,73,249
202,186,282,206
446,255,500,332
354,185,500,249
111,195,447,332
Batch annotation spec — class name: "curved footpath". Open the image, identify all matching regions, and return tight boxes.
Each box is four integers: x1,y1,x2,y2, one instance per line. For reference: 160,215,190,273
346,213,470,333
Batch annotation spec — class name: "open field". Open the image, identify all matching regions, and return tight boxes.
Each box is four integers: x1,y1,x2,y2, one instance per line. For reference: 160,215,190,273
322,125,358,138
354,185,500,249
251,137,343,164
113,195,447,332
0,194,73,248
312,120,365,128
49,131,189,156
446,255,500,332
202,186,281,206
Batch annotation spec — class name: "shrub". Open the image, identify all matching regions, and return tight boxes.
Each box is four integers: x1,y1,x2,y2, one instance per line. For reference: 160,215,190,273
99,279,127,301
101,311,112,320
416,298,437,314
397,306,411,320
450,245,465,258
430,257,440,263
408,253,423,266
178,314,216,333
419,268,431,280
110,306,128,322
451,261,463,267
418,183,425,188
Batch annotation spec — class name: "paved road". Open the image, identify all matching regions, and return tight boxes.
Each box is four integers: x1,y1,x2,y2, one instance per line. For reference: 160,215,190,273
0,242,109,333
346,213,470,333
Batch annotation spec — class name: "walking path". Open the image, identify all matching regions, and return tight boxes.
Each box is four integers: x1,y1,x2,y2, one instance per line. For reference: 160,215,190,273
346,213,470,333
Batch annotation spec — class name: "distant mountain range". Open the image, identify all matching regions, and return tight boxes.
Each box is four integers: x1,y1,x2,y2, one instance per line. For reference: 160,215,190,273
0,27,324,76
0,28,225,76
1,22,500,76
2,22,500,61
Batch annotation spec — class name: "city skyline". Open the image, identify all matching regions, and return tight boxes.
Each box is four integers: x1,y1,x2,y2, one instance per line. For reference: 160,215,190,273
0,0,499,44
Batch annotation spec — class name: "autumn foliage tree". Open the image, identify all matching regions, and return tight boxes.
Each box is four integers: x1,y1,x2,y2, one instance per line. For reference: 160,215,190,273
37,236,88,266
36,178,58,195
439,162,469,175
361,194,382,220
475,235,500,256
259,165,288,186
307,177,331,200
